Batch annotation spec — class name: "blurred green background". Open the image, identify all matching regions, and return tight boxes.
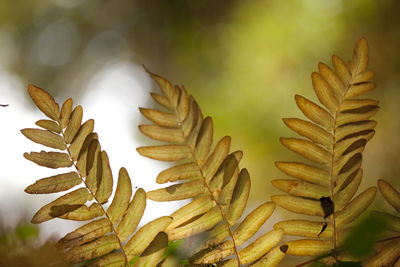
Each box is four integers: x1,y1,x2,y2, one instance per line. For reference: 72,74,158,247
1,0,400,264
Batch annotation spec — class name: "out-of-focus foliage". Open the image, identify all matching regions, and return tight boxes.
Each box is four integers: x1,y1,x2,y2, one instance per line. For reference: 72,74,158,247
0,220,69,266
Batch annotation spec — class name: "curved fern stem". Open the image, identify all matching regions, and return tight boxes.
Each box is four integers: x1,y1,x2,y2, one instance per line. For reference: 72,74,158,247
60,130,129,267
172,101,241,266
328,49,369,259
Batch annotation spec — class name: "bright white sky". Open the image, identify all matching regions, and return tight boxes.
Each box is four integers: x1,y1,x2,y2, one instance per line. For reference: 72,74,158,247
0,61,186,241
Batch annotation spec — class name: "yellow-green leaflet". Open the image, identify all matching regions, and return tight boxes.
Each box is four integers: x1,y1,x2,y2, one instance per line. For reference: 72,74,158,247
378,179,400,212
64,105,83,144
31,188,91,223
235,229,283,265
57,218,111,249
274,220,333,238
35,119,61,133
116,188,146,242
25,171,81,194
233,202,275,245
59,203,103,221
85,139,102,194
137,144,191,161
167,207,222,241
24,151,72,169
60,98,73,129
147,180,207,201
69,119,95,161
107,168,132,224
167,195,214,230
156,162,201,183
249,246,286,267
139,108,178,127
76,132,98,175
227,168,251,224
65,235,120,263
28,84,60,121
134,232,168,267
95,151,113,204
124,216,172,256
21,128,66,150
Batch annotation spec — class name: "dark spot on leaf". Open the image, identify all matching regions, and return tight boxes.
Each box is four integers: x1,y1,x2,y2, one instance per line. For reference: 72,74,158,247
338,153,362,175
320,196,334,219
166,184,181,194
318,222,328,237
338,169,359,192
341,104,378,114
338,129,374,142
49,204,83,217
342,139,367,156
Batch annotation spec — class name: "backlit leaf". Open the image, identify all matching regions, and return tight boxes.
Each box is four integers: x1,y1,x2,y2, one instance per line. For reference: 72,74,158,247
64,105,83,144
135,232,168,267
28,84,60,121
24,151,72,168
107,167,132,224
95,151,113,204
85,139,102,194
57,218,111,249
139,108,178,127
25,171,81,194
274,220,333,238
31,188,91,223
65,235,119,263
60,98,73,129
147,180,206,201
285,239,332,256
21,128,66,150
35,119,61,133
233,202,275,245
139,124,184,143
137,144,191,161
124,216,172,256
336,187,377,226
295,95,333,130
116,188,146,242
271,195,324,217
69,119,95,161
59,202,103,221
167,207,222,241
378,179,400,212
156,162,201,183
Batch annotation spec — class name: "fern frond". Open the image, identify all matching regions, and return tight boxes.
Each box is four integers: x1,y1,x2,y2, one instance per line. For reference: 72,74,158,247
137,69,281,266
23,85,172,266
272,38,378,264
363,179,400,266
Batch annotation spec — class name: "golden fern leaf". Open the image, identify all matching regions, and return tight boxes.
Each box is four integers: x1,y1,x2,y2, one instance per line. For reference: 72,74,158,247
23,85,172,266
363,179,400,266
272,38,378,264
137,69,283,266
